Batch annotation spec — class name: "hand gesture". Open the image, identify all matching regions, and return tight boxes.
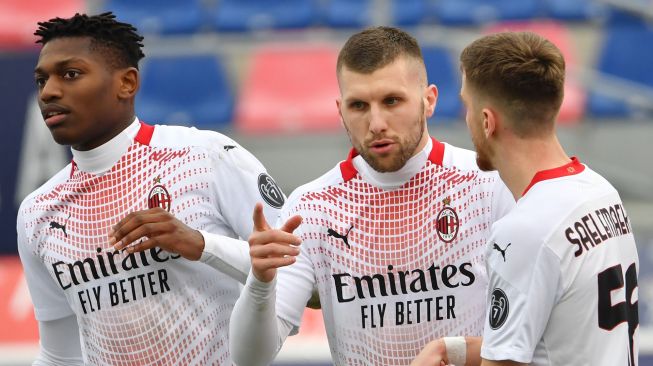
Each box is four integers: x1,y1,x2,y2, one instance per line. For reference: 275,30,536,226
109,207,204,260
248,203,302,283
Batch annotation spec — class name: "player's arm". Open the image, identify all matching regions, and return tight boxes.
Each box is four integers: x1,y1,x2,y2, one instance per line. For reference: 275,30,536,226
33,316,83,366
411,337,482,366
230,203,311,365
211,140,286,241
17,204,80,364
481,225,561,365
107,207,253,283
229,274,296,366
109,140,283,283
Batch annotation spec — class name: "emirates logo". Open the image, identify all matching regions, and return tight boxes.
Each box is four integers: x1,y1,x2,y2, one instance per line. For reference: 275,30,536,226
148,176,172,212
436,197,459,243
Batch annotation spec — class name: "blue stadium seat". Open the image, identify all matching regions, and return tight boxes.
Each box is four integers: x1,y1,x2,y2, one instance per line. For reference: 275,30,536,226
214,0,319,32
104,0,205,35
137,55,234,127
604,8,649,26
587,94,630,118
422,46,462,122
432,0,542,25
392,0,429,26
323,0,372,28
543,0,605,21
588,23,653,118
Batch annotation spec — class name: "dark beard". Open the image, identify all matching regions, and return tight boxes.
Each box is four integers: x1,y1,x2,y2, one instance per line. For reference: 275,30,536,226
357,114,425,173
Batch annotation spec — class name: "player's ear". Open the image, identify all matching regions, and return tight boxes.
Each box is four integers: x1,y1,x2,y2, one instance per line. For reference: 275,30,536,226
424,84,437,118
336,98,345,127
482,107,497,138
117,67,139,100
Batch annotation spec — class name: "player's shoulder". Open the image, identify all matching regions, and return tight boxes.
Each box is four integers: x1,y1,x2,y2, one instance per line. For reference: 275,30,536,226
441,142,478,170
495,165,617,251
148,124,239,151
441,142,501,179
19,163,72,215
147,123,265,172
491,209,541,250
488,205,563,289
285,164,344,208
521,165,617,217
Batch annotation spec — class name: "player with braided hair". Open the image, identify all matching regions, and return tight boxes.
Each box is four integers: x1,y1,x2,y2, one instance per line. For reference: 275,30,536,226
19,12,284,365
34,12,145,69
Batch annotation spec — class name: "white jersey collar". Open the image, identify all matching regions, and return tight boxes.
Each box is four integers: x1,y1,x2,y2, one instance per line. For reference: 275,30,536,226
71,117,141,175
341,137,445,190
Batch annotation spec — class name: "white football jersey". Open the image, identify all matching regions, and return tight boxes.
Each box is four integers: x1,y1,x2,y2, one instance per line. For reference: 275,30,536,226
275,138,515,365
17,119,283,365
481,158,639,366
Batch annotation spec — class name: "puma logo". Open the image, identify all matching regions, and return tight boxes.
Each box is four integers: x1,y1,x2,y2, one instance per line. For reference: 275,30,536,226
327,225,353,248
493,243,511,262
50,215,71,238
224,145,237,151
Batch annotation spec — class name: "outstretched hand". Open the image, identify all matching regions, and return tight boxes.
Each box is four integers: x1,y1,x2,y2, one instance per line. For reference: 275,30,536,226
109,207,204,260
248,203,302,283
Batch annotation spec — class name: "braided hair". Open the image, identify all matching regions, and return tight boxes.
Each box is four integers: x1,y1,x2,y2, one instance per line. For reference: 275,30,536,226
35,12,145,69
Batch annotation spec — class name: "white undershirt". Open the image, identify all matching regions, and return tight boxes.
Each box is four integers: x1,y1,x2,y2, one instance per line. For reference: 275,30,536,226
353,138,432,190
71,118,140,175
229,139,435,366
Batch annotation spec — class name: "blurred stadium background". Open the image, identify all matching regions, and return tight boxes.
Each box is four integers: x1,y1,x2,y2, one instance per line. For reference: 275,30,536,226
0,0,652,364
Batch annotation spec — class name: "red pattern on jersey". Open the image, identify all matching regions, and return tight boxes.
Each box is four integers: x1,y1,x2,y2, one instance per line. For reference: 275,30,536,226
21,130,236,365
293,159,497,365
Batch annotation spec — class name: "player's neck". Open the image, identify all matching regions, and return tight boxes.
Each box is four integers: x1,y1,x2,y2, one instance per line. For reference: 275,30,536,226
71,117,141,175
494,133,570,200
355,137,432,189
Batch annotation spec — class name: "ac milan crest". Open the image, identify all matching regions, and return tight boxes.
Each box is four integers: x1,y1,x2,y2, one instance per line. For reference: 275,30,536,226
436,197,459,243
148,176,172,211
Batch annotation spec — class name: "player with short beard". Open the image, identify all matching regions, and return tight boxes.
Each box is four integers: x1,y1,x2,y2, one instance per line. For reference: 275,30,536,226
412,31,639,366
229,26,516,365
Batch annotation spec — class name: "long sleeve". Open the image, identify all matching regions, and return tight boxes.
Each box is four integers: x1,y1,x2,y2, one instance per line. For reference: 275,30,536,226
33,315,83,366
198,230,250,284
229,274,294,366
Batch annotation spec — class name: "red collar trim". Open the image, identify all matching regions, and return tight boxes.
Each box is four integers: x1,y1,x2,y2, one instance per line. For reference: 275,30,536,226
134,121,155,146
522,157,585,196
70,122,154,177
69,159,77,178
338,137,445,182
428,137,445,166
339,148,359,182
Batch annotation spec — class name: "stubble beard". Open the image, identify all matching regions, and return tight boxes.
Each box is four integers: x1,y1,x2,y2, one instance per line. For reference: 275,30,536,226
348,112,426,173
472,127,495,172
